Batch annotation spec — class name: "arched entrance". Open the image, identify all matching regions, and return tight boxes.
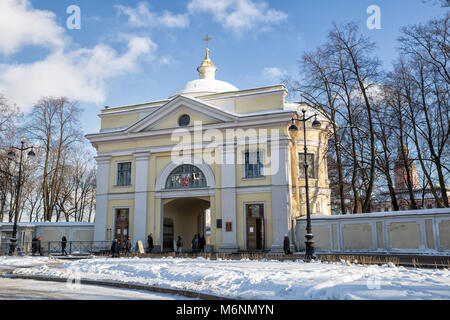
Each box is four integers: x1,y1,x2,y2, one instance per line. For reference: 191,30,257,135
162,197,210,252
157,161,215,252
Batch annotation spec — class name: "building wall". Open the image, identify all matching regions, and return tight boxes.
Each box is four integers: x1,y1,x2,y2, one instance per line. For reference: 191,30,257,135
89,88,332,252
295,208,450,254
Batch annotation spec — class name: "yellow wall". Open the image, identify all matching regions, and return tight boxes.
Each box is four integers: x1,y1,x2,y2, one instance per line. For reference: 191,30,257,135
101,114,139,130
388,222,421,249
236,193,273,249
153,108,216,130
235,94,284,113
108,156,136,194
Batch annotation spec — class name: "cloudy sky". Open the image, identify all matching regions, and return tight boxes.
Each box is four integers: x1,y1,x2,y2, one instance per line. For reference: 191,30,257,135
0,0,446,134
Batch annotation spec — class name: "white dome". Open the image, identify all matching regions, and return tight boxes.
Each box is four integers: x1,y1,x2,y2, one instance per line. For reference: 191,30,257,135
172,78,238,97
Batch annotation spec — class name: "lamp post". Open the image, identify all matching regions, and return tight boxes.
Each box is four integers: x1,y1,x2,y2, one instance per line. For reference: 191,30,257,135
289,110,321,261
2,137,35,256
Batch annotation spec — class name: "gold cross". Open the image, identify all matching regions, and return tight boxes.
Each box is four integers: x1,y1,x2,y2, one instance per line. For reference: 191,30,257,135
203,35,212,48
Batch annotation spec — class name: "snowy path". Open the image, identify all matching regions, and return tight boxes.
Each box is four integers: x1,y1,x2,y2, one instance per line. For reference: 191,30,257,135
5,256,450,300
0,277,191,300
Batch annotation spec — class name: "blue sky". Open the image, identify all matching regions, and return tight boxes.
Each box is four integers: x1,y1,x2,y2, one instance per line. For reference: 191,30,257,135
0,0,447,135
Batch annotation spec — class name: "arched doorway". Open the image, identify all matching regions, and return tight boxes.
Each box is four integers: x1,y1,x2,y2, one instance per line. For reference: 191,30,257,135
161,164,212,252
163,197,210,252
155,160,216,252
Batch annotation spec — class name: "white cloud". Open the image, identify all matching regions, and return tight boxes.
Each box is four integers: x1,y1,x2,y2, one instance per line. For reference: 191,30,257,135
187,0,287,35
0,36,156,110
0,0,66,55
116,2,189,28
159,56,176,66
0,1,157,111
263,67,287,79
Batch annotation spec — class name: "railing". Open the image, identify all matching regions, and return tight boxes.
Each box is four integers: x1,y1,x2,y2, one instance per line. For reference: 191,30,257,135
0,241,113,256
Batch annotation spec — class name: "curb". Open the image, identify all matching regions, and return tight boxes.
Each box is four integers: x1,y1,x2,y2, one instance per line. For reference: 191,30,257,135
4,273,231,300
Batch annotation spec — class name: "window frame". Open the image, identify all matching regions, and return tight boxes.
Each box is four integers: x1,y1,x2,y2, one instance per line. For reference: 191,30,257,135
242,149,265,180
165,164,208,190
115,161,132,187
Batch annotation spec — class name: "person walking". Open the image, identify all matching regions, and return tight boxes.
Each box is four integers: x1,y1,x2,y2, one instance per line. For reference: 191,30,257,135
37,236,43,256
31,236,38,256
192,235,198,254
177,236,183,254
116,239,121,257
283,234,291,255
125,237,131,254
147,234,154,253
200,235,206,253
111,239,117,257
61,236,68,256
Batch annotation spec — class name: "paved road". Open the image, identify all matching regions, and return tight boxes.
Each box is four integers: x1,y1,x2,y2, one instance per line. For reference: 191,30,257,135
0,277,191,300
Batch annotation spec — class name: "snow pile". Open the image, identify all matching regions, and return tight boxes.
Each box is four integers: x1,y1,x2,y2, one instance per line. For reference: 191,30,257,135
7,257,450,300
0,256,56,268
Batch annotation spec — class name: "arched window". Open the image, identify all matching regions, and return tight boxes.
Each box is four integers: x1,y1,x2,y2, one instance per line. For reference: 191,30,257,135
165,165,207,189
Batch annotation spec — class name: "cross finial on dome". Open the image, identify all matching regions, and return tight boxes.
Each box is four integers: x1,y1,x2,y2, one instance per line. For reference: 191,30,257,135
197,34,217,79
203,35,212,59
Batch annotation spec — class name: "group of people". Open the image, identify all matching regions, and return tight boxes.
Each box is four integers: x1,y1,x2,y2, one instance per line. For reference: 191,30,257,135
191,234,206,253
109,233,291,256
31,236,43,256
110,237,133,257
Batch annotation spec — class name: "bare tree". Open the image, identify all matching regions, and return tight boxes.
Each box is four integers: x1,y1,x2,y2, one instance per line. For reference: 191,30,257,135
26,97,83,221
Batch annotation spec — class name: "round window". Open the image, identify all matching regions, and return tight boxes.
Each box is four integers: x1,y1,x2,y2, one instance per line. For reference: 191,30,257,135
178,114,191,127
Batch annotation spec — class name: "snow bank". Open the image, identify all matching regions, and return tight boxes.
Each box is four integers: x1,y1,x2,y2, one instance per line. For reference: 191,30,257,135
8,257,450,300
0,256,56,268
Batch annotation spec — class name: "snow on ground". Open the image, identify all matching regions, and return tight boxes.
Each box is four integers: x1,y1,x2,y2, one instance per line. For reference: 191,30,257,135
0,256,57,269
6,256,450,300
0,277,192,300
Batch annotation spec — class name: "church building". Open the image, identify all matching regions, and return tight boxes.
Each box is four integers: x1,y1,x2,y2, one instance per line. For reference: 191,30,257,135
86,39,332,253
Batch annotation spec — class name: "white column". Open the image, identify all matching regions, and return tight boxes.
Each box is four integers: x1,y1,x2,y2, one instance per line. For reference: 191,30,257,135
93,155,111,243
133,151,151,245
219,144,239,253
270,138,293,253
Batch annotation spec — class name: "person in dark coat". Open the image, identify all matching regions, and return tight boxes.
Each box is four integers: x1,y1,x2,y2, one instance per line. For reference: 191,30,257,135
147,234,154,253
36,236,43,256
192,235,199,254
200,235,206,253
116,239,121,257
176,236,183,254
111,239,117,257
31,236,38,256
283,234,291,255
61,236,68,256
125,237,131,254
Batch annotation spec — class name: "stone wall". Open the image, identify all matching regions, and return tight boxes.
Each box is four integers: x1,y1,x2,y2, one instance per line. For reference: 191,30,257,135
295,208,450,255
0,222,94,246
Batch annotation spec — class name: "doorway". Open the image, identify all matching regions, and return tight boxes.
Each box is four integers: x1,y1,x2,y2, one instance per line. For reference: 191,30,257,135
163,218,174,252
246,203,265,251
114,208,129,246
163,197,210,252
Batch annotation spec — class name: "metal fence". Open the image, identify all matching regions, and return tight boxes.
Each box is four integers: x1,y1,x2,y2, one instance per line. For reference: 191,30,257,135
0,241,112,256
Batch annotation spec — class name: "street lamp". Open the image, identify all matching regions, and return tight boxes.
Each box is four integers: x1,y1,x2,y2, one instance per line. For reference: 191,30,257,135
289,110,321,261
2,137,35,256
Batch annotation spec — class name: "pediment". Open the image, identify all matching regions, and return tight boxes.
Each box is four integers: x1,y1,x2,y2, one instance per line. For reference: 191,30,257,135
126,95,237,133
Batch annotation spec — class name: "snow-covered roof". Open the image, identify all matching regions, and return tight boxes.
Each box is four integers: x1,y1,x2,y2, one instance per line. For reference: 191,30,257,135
171,78,239,97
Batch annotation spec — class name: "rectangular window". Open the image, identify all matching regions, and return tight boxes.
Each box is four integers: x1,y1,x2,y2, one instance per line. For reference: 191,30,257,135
244,150,264,179
117,162,132,186
298,153,315,179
